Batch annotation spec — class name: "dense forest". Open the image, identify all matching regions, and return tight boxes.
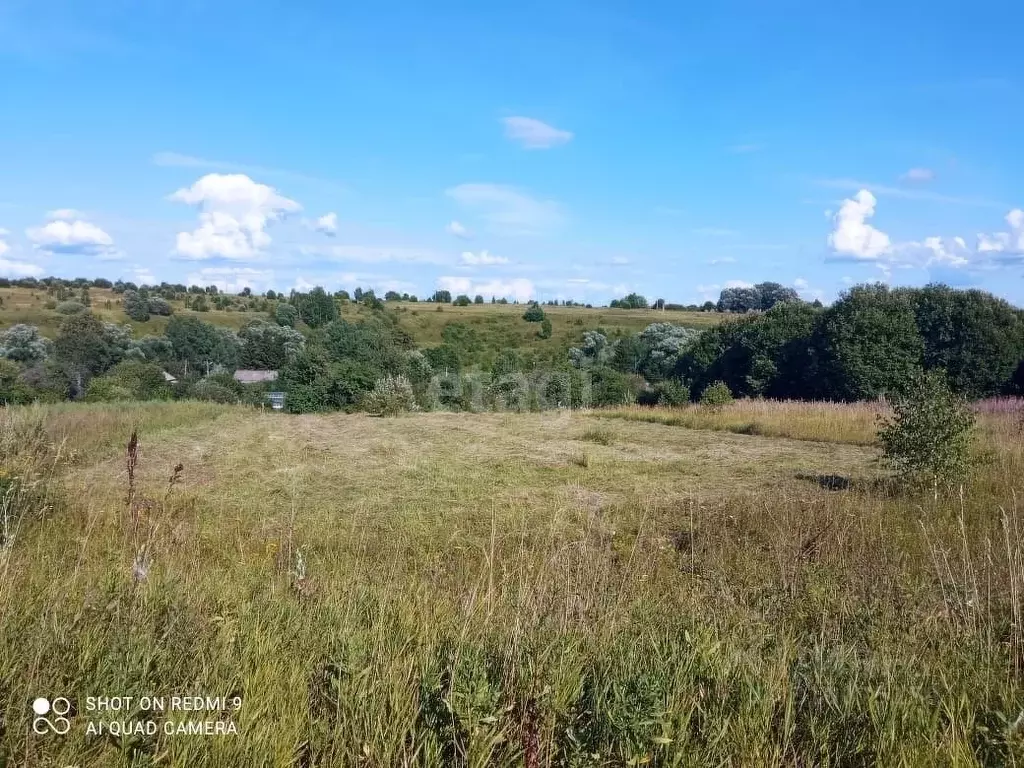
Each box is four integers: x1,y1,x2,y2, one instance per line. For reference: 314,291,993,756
0,276,1021,412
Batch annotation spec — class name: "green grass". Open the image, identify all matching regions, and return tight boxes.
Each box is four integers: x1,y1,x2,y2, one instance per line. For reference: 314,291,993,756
2,401,1023,765
0,288,722,354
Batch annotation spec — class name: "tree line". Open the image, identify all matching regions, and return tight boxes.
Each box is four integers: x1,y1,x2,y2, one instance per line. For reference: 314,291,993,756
0,279,1021,411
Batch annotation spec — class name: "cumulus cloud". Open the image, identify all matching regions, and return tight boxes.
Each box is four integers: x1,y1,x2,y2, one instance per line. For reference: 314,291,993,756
311,212,338,236
827,190,892,260
724,279,755,289
185,267,275,293
26,211,119,259
437,276,535,302
169,173,301,260
459,250,508,266
977,209,1024,255
0,257,45,278
446,220,471,239
447,183,563,236
900,167,935,183
501,116,573,149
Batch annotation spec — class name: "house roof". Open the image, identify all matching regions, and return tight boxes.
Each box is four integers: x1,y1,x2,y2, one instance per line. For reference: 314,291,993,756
233,369,279,384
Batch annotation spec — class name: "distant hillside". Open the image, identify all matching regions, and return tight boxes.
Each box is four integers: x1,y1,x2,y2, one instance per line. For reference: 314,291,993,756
0,286,722,352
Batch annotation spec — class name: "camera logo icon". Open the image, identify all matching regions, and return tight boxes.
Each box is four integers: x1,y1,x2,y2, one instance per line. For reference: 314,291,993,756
32,697,72,735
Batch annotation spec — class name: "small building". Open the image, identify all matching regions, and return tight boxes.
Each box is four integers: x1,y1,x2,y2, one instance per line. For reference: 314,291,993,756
267,392,286,410
233,369,279,385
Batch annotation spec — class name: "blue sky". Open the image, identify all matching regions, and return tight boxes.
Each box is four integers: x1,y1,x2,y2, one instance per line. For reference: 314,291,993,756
1,0,1022,305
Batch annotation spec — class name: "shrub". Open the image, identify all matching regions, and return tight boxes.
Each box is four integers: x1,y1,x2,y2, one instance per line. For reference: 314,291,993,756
85,360,172,402
877,369,976,495
522,303,546,322
148,297,173,316
275,303,299,327
700,380,733,410
122,290,151,321
189,379,238,404
363,375,418,416
653,379,690,406
0,324,50,364
55,300,87,315
538,317,553,339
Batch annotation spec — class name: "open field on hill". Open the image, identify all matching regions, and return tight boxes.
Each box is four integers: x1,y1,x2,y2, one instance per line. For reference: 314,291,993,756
2,400,1024,765
0,286,720,351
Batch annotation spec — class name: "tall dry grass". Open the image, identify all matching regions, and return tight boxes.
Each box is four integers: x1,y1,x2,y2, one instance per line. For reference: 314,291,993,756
1,400,1023,765
599,399,887,445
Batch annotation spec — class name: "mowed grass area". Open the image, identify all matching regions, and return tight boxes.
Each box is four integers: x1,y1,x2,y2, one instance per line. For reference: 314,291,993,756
2,401,1024,766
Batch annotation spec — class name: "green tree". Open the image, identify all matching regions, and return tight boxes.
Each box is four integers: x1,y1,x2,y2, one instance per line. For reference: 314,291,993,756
538,317,553,339
909,284,1024,398
810,284,924,401
274,303,300,327
122,290,151,321
86,360,171,402
878,369,976,496
522,302,546,322
238,320,305,369
54,313,129,388
700,380,733,410
453,294,472,306
0,324,50,364
432,290,452,303
293,287,339,328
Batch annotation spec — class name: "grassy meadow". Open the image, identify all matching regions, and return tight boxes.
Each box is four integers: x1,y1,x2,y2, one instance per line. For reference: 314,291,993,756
0,286,719,351
2,399,1024,765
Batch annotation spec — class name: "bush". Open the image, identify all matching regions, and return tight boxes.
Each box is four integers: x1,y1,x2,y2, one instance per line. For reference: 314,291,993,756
56,300,88,315
122,290,151,322
148,297,173,316
363,375,418,416
878,369,976,495
275,303,300,327
522,303,546,322
189,379,238,404
538,317,553,339
85,360,172,402
700,381,733,410
653,379,690,406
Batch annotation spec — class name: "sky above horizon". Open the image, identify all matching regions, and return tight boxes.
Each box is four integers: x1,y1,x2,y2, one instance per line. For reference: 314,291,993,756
1,0,1023,306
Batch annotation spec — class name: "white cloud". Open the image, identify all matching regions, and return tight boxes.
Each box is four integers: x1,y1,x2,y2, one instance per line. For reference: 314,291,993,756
437,276,535,302
501,116,573,149
707,256,737,265
724,280,755,289
0,257,44,277
46,208,86,221
793,278,809,290
185,266,274,293
900,167,935,183
460,250,508,266
827,190,892,260
312,212,338,236
977,209,1024,254
446,220,471,239
169,173,301,260
26,212,118,258
921,236,969,267
446,183,563,236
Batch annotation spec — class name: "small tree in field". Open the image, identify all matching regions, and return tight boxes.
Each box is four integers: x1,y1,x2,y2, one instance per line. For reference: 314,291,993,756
700,380,733,411
363,375,418,416
877,369,975,497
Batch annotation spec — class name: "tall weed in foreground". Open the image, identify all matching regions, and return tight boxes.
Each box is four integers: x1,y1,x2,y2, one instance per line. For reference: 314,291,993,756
0,406,64,555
